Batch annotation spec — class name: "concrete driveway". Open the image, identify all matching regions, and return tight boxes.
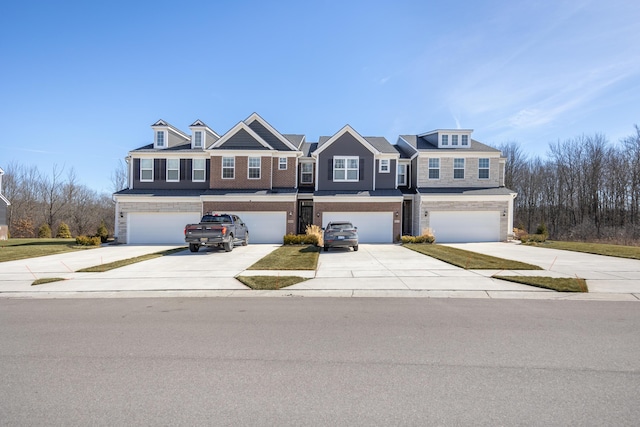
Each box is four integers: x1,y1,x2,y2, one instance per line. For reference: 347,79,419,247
447,242,640,294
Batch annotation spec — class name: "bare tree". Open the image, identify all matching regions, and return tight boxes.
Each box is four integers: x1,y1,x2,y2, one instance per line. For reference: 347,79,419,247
110,159,128,193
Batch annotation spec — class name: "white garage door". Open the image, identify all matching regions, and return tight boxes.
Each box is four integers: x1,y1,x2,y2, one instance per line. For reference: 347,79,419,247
430,211,500,243
234,212,287,244
323,212,393,243
128,212,201,244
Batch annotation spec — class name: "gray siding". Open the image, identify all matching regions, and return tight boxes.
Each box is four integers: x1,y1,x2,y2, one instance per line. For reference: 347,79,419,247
317,133,374,191
217,129,270,150
247,120,290,151
375,159,397,189
133,158,211,190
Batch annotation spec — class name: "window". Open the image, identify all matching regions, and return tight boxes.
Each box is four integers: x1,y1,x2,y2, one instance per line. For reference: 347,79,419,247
461,135,469,146
397,164,407,186
428,158,439,179
441,135,448,146
248,157,261,179
479,158,490,179
167,159,179,182
454,158,465,179
156,131,165,147
301,162,313,184
193,158,205,182
452,135,459,146
379,159,390,173
222,157,234,179
194,131,202,148
279,157,287,170
333,156,359,181
140,159,153,181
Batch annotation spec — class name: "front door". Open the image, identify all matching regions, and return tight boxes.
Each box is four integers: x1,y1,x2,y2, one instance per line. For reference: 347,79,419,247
402,200,412,235
298,200,314,234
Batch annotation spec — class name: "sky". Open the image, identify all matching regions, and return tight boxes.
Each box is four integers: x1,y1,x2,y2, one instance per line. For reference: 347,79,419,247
1,0,639,194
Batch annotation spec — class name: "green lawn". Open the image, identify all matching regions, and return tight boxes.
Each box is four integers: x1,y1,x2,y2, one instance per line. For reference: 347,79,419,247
403,243,542,270
77,247,187,272
526,241,640,260
247,245,320,270
495,276,588,292
236,275,307,290
0,239,96,263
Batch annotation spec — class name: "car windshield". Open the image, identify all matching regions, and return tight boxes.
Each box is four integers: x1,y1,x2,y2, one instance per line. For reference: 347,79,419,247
329,223,353,231
201,215,232,223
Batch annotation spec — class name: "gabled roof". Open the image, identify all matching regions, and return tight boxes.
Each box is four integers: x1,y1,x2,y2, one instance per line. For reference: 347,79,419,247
300,142,318,157
283,134,306,149
190,119,220,139
243,113,299,151
131,143,199,152
210,121,274,151
393,142,417,159
313,125,381,156
151,119,190,140
363,137,397,154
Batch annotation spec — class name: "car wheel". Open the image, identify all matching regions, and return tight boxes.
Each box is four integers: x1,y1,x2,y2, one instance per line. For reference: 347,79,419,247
323,246,328,252
189,244,199,253
353,245,358,251
242,232,249,246
224,236,233,252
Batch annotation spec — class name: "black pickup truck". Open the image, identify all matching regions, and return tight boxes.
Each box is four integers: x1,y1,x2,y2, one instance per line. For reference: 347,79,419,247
184,213,249,252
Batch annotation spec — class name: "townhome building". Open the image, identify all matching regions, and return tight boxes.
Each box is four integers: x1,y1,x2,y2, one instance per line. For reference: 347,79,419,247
113,114,516,244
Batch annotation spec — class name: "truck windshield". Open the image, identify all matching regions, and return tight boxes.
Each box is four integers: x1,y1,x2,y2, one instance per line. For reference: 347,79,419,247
201,215,232,223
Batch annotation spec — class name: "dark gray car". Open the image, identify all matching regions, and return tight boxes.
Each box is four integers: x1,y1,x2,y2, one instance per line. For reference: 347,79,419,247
323,221,358,251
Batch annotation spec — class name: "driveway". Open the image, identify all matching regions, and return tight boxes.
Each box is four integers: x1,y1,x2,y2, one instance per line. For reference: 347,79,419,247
447,242,640,294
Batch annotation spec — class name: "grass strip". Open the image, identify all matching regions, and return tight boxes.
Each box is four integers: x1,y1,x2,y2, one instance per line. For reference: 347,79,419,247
236,275,307,290
495,276,588,292
0,239,95,263
526,241,640,260
32,277,67,286
247,245,320,270
403,244,542,270
77,247,187,272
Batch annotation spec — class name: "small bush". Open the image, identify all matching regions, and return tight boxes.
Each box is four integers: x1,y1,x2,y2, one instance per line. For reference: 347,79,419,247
76,235,101,246
283,233,319,245
513,227,528,240
305,224,324,247
56,222,72,238
520,233,547,243
96,221,109,243
38,224,52,238
536,222,548,237
401,230,436,244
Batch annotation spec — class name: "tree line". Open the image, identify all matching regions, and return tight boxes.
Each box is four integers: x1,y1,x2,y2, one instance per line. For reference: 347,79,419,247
2,162,124,239
500,125,640,244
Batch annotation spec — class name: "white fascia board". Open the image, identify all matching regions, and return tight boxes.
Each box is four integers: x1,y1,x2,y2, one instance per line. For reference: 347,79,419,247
200,194,297,203
313,195,403,203
211,121,274,150
113,195,202,203
0,194,10,206
272,152,299,158
418,193,516,203
396,136,419,159
209,150,274,157
133,152,208,159
417,151,502,159
244,113,299,151
377,153,400,160
418,129,474,137
151,122,190,140
313,125,379,156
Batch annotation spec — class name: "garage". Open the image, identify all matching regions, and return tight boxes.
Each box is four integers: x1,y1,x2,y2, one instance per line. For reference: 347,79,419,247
323,212,393,243
233,211,287,244
429,211,500,243
128,212,201,244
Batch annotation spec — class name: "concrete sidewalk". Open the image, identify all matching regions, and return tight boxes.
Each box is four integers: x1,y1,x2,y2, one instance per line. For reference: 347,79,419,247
1,243,639,301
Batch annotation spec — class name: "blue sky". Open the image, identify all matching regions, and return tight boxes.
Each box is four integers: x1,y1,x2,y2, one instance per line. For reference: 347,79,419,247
1,0,639,193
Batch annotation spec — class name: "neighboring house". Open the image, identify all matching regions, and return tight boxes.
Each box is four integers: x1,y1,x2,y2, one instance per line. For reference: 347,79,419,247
113,114,516,244
0,167,10,240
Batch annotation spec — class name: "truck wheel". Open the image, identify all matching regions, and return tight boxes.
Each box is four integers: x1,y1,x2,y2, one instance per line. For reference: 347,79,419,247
242,232,249,246
189,244,199,253
353,245,359,251
323,246,328,252
224,237,233,252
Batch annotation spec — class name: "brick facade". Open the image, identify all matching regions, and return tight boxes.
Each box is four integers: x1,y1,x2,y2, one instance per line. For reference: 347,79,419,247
210,156,272,189
203,200,297,235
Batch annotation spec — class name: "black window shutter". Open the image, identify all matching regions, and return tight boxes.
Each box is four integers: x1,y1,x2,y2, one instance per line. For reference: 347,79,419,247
181,159,188,181
155,159,163,181
328,158,333,180
134,158,140,181
359,158,364,181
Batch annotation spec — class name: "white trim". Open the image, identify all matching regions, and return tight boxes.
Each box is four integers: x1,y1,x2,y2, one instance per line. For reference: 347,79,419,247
114,195,203,203
379,158,390,173
397,163,407,186
453,158,465,179
222,156,235,179
244,113,299,151
140,158,154,182
313,124,379,156
166,158,180,182
333,155,359,182
201,194,297,203
278,157,287,170
396,136,419,160
428,158,440,180
192,158,206,182
478,158,490,180
300,162,313,184
211,121,274,150
155,130,166,148
314,195,403,203
248,156,261,180
418,193,516,203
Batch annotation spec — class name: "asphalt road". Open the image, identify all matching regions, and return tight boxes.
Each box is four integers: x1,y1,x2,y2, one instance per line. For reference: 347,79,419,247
1,298,639,426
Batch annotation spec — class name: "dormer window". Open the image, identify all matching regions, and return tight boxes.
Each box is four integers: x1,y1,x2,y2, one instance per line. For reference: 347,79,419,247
156,131,165,148
461,135,469,146
452,135,459,146
194,131,203,148
441,135,448,146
